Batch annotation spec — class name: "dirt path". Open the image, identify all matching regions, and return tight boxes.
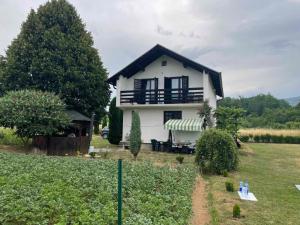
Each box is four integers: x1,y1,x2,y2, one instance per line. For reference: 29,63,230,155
191,176,210,225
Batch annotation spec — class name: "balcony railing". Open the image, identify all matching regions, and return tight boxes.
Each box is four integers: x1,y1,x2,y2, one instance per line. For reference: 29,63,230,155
120,87,203,105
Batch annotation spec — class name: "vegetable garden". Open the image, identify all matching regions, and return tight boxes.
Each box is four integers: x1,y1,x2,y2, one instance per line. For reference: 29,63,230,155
0,152,196,225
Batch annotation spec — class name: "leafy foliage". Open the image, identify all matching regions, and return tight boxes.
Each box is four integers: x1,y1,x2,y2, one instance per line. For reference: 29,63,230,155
233,204,241,218
0,90,70,143
225,181,234,192
198,100,214,129
219,94,300,129
176,156,184,164
101,114,108,128
0,128,23,146
195,129,238,174
3,0,110,125
0,152,196,225
0,56,6,96
215,107,245,140
130,111,142,159
108,97,123,145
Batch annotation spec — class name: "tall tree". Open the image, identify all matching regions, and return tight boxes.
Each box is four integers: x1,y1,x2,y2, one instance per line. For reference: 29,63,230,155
3,0,110,124
0,56,6,96
108,97,123,145
129,111,141,160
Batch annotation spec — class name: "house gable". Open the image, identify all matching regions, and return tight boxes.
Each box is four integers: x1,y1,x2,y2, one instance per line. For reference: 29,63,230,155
107,44,223,97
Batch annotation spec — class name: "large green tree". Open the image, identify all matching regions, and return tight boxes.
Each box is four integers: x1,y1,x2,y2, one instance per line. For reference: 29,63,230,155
108,97,123,145
3,0,110,125
0,56,6,96
0,90,70,144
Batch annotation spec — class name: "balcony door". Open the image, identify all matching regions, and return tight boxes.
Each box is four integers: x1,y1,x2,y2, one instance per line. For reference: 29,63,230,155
134,78,158,104
164,76,188,103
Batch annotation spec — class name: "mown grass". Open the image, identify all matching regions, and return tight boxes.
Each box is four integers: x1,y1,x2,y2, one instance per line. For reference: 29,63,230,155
91,135,117,149
240,128,300,137
207,143,300,225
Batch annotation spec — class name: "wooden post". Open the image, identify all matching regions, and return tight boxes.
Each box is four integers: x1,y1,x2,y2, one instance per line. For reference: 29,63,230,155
88,112,95,148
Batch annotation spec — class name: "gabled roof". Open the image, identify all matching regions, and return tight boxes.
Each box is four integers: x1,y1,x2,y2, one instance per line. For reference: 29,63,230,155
107,44,224,97
66,110,91,122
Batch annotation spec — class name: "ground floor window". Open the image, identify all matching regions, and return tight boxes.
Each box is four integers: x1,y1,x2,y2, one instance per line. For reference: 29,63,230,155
164,111,182,124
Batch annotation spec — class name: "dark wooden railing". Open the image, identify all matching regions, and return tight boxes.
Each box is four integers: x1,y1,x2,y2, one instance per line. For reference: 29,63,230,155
120,87,203,104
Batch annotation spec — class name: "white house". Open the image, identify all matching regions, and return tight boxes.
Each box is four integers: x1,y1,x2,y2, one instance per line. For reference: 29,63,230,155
107,44,223,147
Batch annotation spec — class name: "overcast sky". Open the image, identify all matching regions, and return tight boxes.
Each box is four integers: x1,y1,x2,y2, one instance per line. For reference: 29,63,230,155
1,0,300,98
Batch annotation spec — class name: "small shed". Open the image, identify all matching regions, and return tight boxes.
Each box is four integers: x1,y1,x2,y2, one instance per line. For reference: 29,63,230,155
32,110,92,156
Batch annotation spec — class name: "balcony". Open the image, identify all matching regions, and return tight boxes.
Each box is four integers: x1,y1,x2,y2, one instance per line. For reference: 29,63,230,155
120,87,203,105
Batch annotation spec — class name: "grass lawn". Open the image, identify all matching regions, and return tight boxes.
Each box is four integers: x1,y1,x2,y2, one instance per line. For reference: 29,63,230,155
207,143,300,225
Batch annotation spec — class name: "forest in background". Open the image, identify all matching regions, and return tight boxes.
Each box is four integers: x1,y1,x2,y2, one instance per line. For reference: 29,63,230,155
218,94,300,129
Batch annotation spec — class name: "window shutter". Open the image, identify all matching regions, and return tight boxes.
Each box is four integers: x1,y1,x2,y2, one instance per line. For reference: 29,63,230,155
182,76,189,90
182,76,189,103
164,77,171,104
134,79,142,103
134,79,142,90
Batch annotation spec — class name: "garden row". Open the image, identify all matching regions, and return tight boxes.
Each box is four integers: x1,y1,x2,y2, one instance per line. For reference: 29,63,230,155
0,152,196,225
239,134,300,144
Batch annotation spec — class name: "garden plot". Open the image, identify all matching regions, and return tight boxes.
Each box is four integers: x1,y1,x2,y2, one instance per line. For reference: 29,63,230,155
0,152,196,225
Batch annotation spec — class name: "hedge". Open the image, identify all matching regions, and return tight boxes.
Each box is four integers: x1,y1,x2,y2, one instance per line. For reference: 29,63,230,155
239,134,300,144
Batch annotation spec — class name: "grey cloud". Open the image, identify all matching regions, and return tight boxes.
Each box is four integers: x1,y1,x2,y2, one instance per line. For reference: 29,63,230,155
0,0,299,98
157,25,172,36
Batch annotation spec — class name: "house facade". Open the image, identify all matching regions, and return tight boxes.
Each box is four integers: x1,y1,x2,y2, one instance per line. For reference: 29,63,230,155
107,44,223,145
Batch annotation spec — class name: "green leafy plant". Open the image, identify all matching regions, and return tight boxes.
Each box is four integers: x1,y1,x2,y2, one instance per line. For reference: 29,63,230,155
198,100,214,129
239,135,249,142
0,151,196,224
89,152,96,158
176,156,184,164
129,111,141,160
108,97,123,144
0,90,70,144
223,170,229,177
233,204,241,218
215,107,245,142
195,129,239,174
225,181,234,192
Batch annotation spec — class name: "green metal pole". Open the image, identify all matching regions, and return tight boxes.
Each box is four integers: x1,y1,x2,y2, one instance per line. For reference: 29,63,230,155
118,159,122,225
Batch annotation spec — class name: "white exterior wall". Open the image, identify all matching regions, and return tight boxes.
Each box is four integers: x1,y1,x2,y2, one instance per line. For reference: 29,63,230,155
122,107,201,143
116,55,205,107
114,54,218,144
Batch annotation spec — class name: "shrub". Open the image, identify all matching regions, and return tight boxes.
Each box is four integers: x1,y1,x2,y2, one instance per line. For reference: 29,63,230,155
195,129,238,174
89,152,96,158
239,135,249,142
0,128,23,146
225,181,234,192
108,97,123,145
223,170,229,177
0,90,70,144
129,111,141,160
176,156,184,164
253,135,260,143
233,204,241,218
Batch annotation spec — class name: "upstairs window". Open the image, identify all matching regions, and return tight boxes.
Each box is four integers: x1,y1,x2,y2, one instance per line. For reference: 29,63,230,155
161,60,167,66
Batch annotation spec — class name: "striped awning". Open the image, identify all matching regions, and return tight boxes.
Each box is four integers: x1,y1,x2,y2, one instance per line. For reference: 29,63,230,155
164,118,204,131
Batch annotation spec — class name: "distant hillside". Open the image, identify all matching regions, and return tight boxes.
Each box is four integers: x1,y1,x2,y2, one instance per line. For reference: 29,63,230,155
284,96,300,106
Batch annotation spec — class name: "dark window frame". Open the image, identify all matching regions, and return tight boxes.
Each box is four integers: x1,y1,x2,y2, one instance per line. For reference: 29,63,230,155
163,111,182,124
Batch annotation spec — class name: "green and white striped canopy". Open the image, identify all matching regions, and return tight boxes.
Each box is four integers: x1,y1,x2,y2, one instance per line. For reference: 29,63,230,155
164,118,204,131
